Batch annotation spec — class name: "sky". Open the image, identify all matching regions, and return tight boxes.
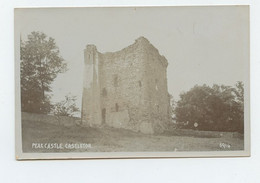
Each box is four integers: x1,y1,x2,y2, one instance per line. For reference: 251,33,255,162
15,6,249,114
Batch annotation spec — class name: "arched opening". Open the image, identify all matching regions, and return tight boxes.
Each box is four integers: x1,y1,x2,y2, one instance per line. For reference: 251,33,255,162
102,88,107,97
156,104,160,112
115,103,119,112
155,79,158,91
114,75,119,87
138,80,142,87
102,108,106,124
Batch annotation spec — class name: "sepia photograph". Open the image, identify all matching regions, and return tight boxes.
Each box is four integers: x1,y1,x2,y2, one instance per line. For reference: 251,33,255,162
14,6,250,159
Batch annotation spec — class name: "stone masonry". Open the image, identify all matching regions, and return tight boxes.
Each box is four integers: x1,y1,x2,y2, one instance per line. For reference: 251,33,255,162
81,37,170,134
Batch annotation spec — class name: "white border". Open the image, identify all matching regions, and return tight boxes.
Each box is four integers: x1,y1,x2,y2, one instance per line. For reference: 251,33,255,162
1,1,260,183
14,6,250,160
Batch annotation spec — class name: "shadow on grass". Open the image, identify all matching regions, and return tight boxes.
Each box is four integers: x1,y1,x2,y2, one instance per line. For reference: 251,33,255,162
162,128,244,139
163,129,222,138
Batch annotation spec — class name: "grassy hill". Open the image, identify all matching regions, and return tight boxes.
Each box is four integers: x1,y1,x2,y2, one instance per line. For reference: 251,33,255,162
22,116,244,153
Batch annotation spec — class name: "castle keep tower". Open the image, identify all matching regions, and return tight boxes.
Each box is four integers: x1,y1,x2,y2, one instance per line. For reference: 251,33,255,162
82,37,170,134
81,45,102,126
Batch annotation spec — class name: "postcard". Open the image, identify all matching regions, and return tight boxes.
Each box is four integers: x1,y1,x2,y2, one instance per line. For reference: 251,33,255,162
15,6,250,159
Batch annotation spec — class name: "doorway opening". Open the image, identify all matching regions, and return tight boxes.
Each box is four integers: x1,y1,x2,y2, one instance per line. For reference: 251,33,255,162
102,108,106,124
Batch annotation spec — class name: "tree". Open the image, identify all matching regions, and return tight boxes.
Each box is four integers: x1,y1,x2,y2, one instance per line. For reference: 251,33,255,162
20,31,67,114
232,81,244,132
52,94,80,117
169,94,176,121
174,82,244,132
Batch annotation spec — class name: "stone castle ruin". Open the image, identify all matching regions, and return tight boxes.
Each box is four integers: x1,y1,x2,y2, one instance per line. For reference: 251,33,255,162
81,37,170,134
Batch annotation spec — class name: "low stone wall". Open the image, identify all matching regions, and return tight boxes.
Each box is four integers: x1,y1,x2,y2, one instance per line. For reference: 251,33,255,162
22,112,81,127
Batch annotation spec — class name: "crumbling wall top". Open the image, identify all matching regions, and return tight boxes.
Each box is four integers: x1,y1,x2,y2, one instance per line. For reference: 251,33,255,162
135,36,150,44
85,37,169,67
85,44,97,52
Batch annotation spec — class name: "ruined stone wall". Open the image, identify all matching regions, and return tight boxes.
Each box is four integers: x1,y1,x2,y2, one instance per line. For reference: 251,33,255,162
81,45,102,127
82,37,170,134
142,41,170,133
99,38,148,132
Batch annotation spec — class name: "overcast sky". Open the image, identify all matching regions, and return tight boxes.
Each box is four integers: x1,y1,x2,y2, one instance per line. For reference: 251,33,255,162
15,6,249,113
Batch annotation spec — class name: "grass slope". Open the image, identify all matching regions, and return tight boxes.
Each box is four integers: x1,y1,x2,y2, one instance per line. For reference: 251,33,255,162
22,119,244,153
